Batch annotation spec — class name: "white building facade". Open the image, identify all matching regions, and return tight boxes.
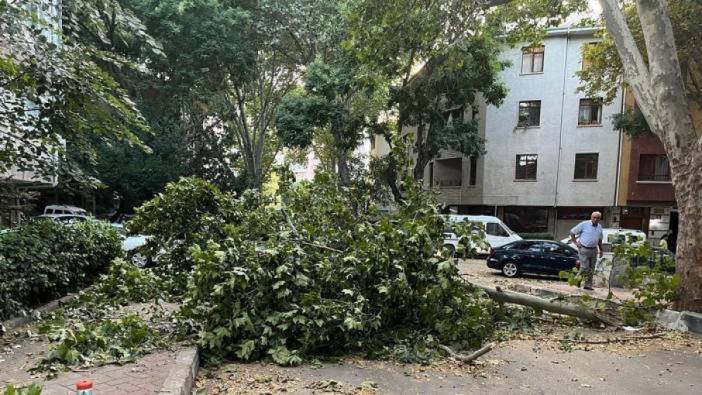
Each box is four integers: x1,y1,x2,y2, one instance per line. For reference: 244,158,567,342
375,26,624,239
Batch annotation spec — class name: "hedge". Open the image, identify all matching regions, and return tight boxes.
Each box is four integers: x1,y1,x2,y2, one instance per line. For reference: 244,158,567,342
0,219,122,320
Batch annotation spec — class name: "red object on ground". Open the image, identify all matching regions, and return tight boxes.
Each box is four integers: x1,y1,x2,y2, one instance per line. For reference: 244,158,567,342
76,380,93,390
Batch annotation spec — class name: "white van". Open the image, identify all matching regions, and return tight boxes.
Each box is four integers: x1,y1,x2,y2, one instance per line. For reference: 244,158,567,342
43,205,90,216
443,215,522,255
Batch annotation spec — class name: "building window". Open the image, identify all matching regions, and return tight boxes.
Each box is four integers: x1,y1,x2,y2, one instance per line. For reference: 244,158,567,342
638,155,671,181
515,154,538,180
518,100,541,127
574,153,598,180
435,157,462,187
503,206,549,233
442,106,464,124
521,46,544,74
578,98,602,125
469,156,477,186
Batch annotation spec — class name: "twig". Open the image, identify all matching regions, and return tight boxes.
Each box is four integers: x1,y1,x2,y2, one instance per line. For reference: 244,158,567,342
438,342,495,363
281,208,299,236
291,238,345,254
572,333,665,344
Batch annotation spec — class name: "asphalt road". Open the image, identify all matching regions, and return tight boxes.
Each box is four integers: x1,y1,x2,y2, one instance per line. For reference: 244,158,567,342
195,334,702,394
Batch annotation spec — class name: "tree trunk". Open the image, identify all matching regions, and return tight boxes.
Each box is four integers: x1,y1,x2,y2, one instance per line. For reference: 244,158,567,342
413,146,431,182
466,281,623,326
600,0,702,312
670,141,702,311
336,149,351,186
412,122,426,180
332,129,351,186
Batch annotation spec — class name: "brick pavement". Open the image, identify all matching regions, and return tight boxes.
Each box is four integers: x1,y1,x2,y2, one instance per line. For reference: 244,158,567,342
1,335,178,395
1,301,187,395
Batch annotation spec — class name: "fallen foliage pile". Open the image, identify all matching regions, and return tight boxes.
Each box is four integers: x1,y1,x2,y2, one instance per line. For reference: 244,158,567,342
131,174,498,365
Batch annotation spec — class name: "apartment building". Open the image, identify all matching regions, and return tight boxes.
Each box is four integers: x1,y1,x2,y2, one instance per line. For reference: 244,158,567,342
612,92,702,249
373,26,625,239
0,0,62,226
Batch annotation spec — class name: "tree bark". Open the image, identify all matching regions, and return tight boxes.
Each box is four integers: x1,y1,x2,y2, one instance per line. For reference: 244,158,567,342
600,0,702,312
336,148,351,186
466,281,623,326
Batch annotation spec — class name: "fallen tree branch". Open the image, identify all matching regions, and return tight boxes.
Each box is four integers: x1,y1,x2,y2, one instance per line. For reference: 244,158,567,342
291,238,345,254
438,342,495,363
461,277,623,327
572,333,664,344
281,208,345,254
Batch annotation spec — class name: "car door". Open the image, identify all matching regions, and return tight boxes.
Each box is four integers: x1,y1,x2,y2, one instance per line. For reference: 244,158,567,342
485,222,512,248
509,241,542,273
541,242,576,273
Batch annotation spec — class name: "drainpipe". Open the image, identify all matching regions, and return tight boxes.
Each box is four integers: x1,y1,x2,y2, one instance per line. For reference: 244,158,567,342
554,28,570,209
614,85,626,209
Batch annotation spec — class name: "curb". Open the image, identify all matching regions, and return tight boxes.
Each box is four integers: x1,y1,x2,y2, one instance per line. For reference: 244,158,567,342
159,347,199,395
503,281,702,335
1,293,77,333
656,309,702,334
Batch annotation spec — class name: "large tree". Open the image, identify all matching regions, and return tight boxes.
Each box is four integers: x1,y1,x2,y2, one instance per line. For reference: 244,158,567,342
127,0,347,190
275,60,386,186
0,0,151,183
598,0,702,311
347,0,587,196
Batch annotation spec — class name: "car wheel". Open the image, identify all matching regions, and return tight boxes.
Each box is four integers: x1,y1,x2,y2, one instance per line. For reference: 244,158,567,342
443,244,456,258
501,261,519,278
129,252,149,268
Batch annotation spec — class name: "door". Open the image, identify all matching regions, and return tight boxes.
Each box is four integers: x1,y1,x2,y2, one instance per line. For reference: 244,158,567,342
485,222,512,248
513,241,543,272
541,242,576,273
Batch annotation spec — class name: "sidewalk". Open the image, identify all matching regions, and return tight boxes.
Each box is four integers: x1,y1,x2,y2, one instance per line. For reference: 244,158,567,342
457,259,635,302
1,303,198,395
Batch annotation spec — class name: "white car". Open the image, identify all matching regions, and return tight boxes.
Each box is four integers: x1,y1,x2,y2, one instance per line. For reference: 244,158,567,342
443,215,522,255
111,223,153,268
560,228,647,252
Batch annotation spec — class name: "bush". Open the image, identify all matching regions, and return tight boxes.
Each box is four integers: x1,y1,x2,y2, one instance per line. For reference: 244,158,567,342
0,220,122,320
518,232,554,240
135,175,497,365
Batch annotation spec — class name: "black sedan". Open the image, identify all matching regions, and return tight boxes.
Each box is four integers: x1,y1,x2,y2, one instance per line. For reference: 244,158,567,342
486,240,579,278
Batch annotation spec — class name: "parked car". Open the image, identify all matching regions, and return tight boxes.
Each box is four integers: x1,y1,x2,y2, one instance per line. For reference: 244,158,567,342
111,223,153,268
486,240,579,278
443,215,522,255
43,205,91,216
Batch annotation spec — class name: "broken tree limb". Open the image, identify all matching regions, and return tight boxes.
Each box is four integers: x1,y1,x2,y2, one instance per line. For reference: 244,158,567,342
438,342,495,363
572,333,665,344
462,278,623,327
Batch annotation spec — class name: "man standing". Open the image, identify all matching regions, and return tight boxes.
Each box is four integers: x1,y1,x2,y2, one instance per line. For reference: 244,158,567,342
569,211,604,291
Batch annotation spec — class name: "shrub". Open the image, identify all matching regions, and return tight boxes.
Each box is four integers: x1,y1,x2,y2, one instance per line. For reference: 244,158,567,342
0,219,122,320
612,241,680,324
135,175,496,365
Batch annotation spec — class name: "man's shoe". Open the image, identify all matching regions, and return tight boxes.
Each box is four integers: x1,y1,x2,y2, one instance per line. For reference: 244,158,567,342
583,286,594,291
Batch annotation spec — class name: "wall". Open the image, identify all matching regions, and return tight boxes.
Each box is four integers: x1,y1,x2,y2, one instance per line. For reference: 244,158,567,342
625,134,676,204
